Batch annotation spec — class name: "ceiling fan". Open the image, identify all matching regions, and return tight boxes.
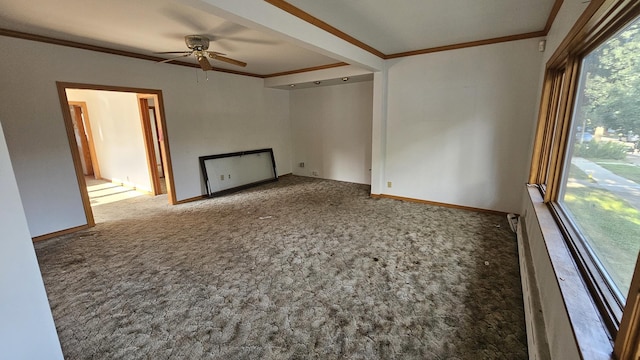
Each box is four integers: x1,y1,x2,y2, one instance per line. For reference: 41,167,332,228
156,35,247,70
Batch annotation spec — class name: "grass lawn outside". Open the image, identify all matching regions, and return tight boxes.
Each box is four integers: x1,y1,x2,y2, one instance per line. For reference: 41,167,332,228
568,163,593,182
593,160,640,184
562,184,640,297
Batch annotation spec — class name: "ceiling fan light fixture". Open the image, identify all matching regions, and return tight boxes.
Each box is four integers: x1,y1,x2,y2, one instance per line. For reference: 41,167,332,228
185,35,209,51
156,34,247,70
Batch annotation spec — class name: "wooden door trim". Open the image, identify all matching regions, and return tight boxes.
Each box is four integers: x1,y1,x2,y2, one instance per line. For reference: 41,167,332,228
56,84,95,227
69,101,100,179
70,104,92,175
150,93,176,203
148,105,165,175
137,96,161,195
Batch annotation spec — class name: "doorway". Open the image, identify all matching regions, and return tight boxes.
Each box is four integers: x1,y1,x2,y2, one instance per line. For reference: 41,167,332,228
57,82,177,228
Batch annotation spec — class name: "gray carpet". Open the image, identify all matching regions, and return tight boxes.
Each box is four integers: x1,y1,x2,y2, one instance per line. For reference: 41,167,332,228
35,175,527,359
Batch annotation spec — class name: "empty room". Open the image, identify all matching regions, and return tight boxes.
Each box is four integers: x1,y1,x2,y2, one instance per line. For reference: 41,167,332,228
1,0,639,359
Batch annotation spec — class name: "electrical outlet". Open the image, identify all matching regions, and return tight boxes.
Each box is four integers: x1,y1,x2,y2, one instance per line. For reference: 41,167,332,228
228,174,231,179
299,162,305,168
538,40,546,52
220,175,225,181
387,181,392,188
312,171,318,176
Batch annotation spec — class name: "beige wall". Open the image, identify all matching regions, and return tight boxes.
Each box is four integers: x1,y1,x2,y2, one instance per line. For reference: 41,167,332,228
0,35,292,237
0,122,63,358
382,38,543,213
290,81,373,184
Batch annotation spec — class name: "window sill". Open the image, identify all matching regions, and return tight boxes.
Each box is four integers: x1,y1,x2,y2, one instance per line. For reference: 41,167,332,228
525,186,614,359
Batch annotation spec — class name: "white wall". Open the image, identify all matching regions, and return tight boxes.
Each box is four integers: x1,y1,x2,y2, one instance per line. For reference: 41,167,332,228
0,35,291,237
543,1,591,66
383,38,543,213
66,89,152,192
0,122,64,359
290,81,373,184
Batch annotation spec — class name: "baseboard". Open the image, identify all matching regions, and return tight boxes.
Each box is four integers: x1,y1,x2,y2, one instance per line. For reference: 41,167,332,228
370,193,508,216
32,224,90,242
174,195,207,205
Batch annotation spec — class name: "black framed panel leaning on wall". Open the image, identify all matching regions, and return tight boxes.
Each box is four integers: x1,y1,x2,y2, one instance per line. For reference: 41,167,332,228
199,148,278,197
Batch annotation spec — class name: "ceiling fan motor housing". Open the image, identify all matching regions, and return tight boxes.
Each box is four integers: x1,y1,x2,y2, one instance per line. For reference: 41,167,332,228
184,35,209,51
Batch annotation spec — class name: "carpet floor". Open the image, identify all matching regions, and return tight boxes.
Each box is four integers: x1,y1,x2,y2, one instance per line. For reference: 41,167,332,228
35,175,527,359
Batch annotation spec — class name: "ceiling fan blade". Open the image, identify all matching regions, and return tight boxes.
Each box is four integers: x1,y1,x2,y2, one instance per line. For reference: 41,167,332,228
208,22,247,37
197,55,213,71
209,54,247,67
158,53,191,64
223,37,280,46
160,8,208,33
155,51,192,54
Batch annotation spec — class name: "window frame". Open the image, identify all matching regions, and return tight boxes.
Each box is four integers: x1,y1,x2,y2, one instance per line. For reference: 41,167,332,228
528,0,640,357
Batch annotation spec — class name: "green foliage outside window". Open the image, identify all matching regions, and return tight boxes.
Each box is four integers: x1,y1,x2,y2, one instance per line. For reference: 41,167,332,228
573,141,629,160
581,19,640,135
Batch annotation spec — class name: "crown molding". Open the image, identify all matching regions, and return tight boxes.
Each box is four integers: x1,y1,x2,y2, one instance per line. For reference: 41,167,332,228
1,0,565,79
265,0,562,60
0,28,262,78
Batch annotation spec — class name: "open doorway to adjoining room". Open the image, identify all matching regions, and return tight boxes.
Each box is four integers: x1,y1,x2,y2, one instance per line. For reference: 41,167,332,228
57,82,176,226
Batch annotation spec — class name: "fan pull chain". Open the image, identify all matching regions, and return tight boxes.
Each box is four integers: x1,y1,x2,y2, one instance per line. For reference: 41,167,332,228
194,69,210,83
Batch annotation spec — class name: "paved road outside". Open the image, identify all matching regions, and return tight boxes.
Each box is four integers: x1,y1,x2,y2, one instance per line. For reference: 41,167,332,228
571,157,640,211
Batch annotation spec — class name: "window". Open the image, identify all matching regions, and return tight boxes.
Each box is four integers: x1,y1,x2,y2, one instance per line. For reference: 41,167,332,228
560,15,640,301
529,68,566,190
529,0,640,358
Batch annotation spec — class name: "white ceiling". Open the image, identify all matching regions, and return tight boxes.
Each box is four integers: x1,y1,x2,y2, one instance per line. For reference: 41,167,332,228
287,0,556,55
0,0,339,75
0,0,556,77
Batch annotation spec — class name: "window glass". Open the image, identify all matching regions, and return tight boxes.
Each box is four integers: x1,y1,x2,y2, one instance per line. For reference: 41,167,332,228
560,16,640,298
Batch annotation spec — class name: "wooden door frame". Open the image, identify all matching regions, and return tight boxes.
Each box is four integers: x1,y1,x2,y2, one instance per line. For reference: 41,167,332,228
137,96,161,195
56,82,178,228
68,101,100,179
148,105,165,176
137,94,170,196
